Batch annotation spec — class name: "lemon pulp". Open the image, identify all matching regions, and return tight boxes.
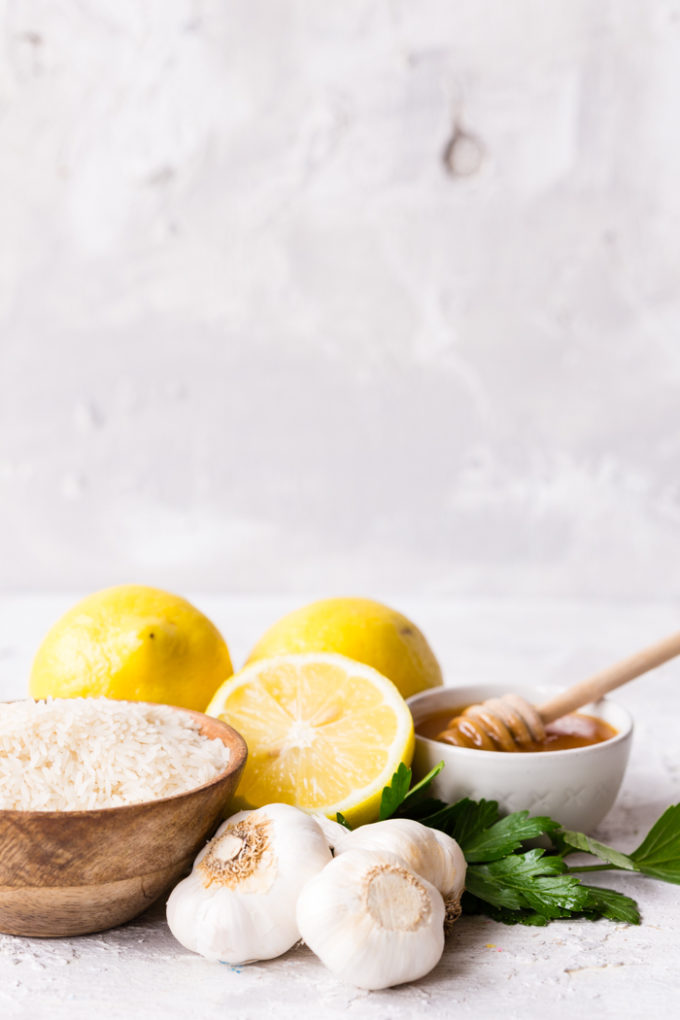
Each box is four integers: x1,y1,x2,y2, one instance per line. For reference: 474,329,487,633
207,652,414,827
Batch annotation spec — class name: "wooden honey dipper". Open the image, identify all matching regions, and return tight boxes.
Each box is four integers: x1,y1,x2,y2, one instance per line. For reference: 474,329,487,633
437,630,680,751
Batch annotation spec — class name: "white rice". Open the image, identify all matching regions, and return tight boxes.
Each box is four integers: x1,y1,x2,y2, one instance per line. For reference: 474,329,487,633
0,698,232,811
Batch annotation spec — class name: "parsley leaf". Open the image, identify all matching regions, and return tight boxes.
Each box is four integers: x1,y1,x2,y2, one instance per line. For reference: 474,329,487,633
558,830,637,871
463,811,561,863
465,849,589,918
461,891,551,926
394,761,445,817
335,812,351,830
465,883,641,926
580,886,641,924
630,803,680,883
374,764,680,926
401,796,449,821
378,762,412,821
420,797,500,846
379,761,446,821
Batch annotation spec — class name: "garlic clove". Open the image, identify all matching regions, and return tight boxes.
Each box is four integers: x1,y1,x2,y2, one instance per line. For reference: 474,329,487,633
312,814,352,855
167,803,332,964
297,849,445,990
337,817,466,925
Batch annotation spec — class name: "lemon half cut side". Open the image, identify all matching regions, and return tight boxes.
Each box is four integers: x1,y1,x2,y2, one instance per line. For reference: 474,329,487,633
206,652,415,828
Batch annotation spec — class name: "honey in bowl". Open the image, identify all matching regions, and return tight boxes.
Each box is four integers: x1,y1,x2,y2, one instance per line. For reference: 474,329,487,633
416,706,618,752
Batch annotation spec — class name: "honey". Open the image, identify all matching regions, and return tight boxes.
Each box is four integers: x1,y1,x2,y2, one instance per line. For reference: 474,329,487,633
416,706,618,752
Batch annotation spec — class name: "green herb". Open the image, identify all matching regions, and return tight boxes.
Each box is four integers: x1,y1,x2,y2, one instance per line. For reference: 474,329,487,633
581,886,641,924
464,849,589,916
556,830,637,871
421,797,499,843
557,806,680,885
378,762,413,821
365,763,680,926
379,761,445,821
630,804,680,883
461,811,561,863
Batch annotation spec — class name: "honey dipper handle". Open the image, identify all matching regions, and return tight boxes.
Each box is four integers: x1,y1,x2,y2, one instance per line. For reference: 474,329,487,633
537,630,680,725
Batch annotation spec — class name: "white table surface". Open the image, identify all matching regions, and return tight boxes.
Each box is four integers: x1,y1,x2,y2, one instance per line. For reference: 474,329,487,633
0,595,679,1020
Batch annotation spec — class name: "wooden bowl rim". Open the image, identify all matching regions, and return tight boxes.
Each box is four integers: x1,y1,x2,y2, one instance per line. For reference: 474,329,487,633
0,701,248,819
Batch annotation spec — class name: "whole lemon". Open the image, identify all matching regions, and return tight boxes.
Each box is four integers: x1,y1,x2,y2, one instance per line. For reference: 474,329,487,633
246,597,442,700
30,585,233,711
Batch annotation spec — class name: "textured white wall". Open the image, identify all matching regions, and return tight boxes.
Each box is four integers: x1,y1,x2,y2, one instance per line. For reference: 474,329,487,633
1,0,679,597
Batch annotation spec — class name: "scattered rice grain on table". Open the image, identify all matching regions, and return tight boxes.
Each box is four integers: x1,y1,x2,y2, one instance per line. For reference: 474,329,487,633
0,698,231,811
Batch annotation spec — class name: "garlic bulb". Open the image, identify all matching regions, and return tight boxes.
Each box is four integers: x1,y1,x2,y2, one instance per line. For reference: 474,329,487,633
167,803,332,964
338,818,466,927
297,849,445,990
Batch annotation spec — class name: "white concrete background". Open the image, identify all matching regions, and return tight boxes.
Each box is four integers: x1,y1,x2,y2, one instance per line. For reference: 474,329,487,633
2,0,680,597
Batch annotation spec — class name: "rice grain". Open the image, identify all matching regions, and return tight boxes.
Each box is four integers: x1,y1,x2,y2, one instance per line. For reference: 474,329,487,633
0,698,232,811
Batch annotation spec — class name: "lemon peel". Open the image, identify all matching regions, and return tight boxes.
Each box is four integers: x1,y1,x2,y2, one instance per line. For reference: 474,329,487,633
246,597,443,700
29,585,233,711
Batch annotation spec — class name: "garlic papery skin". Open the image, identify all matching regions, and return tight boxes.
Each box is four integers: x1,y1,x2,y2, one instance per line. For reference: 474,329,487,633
297,849,445,990
338,818,466,926
166,803,332,964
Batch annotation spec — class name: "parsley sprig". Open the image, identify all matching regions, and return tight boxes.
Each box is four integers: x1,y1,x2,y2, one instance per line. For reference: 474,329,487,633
338,763,680,926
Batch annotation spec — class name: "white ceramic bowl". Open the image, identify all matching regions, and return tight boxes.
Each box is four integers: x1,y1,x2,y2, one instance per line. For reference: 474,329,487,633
407,684,633,832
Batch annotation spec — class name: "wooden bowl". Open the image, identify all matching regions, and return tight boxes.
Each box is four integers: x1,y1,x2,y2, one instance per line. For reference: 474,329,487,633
0,706,247,937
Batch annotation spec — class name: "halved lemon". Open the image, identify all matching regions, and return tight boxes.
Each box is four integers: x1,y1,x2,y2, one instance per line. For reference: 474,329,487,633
206,652,414,827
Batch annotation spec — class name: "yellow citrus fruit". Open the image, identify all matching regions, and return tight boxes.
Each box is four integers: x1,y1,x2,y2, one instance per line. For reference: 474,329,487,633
246,597,443,700
206,652,415,826
29,585,233,711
